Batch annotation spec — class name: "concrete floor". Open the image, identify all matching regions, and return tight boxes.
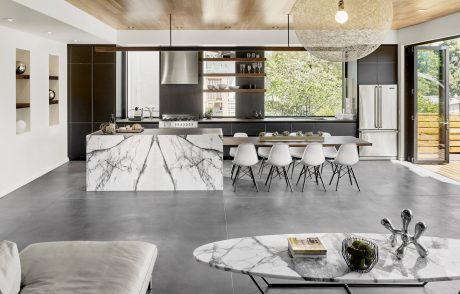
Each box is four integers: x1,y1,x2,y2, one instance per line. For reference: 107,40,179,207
2,160,460,294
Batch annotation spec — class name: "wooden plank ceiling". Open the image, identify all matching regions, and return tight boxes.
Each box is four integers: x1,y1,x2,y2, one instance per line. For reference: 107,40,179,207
66,0,460,30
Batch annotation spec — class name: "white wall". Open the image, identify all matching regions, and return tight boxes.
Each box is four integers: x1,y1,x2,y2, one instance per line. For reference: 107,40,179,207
0,26,68,197
397,12,460,160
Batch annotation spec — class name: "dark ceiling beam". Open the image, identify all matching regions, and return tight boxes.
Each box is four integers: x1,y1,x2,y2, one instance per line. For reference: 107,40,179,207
94,46,306,52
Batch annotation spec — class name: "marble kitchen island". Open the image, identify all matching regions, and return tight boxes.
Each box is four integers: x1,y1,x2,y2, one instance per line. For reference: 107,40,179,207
86,128,223,191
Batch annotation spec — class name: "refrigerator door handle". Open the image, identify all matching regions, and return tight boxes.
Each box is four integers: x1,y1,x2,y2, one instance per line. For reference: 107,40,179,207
374,86,378,129
379,86,383,128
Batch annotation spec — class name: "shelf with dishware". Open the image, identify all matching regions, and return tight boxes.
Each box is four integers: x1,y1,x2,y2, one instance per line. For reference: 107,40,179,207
16,74,30,80
203,89,266,93
201,58,266,62
16,49,31,134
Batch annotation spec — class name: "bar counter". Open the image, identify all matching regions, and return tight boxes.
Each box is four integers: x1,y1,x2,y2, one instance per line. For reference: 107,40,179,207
86,128,223,191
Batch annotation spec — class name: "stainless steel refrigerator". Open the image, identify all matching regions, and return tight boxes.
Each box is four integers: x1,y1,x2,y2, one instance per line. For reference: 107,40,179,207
359,85,398,159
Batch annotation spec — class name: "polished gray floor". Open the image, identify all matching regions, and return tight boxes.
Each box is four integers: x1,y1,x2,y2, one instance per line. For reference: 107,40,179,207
1,160,460,294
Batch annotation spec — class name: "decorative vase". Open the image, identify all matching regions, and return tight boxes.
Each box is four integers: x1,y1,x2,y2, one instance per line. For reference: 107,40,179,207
342,237,378,273
16,120,27,134
16,61,26,74
49,89,56,101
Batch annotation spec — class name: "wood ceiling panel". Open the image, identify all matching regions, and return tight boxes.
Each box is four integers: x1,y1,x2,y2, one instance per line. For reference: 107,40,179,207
66,0,460,30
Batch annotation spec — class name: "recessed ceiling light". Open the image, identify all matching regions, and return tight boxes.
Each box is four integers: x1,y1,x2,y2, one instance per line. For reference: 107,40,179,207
73,39,78,42
47,31,52,34
417,9,428,12
5,18,14,22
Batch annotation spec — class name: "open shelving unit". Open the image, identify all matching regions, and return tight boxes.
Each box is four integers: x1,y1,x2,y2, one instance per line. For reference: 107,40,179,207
49,55,59,126
16,48,31,134
202,51,266,117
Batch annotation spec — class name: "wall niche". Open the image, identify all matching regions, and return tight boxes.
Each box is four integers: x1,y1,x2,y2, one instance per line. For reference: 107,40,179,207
49,55,59,126
16,48,31,134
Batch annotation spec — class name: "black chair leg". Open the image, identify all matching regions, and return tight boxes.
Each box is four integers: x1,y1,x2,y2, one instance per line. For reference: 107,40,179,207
267,167,274,192
297,166,305,185
329,164,338,185
230,164,235,180
290,159,296,179
316,166,326,192
350,167,361,192
302,167,308,192
335,166,341,191
283,167,293,192
258,158,265,177
249,167,259,192
265,166,274,186
233,166,241,192
347,166,353,185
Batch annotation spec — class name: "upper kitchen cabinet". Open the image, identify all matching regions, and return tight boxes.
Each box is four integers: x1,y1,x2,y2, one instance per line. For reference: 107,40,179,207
358,45,397,85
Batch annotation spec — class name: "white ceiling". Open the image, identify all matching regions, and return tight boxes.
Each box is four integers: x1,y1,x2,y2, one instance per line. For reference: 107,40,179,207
0,0,112,44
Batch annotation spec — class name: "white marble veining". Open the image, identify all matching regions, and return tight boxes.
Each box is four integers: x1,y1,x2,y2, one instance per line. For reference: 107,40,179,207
86,132,223,191
193,233,460,283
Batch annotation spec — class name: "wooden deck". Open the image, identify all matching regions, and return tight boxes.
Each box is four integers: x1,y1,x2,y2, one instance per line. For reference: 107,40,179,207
420,161,460,182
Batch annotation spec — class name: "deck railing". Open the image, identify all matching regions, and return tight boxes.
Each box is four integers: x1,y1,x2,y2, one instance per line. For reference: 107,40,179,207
418,113,460,154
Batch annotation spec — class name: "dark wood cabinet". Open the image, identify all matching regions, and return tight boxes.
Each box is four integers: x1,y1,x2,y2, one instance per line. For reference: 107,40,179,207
68,45,116,160
358,45,397,85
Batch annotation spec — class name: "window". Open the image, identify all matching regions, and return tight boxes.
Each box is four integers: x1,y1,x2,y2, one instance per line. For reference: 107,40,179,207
264,51,343,117
127,52,160,117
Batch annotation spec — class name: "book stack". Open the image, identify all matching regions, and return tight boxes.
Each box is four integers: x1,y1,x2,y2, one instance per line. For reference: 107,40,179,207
288,237,327,258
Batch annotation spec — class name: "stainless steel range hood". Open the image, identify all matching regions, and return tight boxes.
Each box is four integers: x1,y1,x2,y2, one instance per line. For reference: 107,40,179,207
160,51,198,84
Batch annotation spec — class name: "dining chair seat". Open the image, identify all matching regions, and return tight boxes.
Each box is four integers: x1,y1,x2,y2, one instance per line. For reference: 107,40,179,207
296,143,326,192
232,143,259,192
265,144,293,192
229,133,248,180
329,143,360,192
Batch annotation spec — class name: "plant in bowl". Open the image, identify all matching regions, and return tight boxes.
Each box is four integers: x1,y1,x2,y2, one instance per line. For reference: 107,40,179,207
296,131,304,136
342,237,378,273
259,132,266,137
282,131,290,136
272,132,279,137
205,108,213,119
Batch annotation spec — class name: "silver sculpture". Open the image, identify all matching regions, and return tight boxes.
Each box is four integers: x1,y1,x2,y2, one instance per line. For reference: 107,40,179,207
381,209,429,259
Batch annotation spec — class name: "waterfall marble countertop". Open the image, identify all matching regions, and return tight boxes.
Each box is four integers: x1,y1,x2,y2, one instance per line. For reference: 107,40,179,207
86,128,223,191
193,233,460,284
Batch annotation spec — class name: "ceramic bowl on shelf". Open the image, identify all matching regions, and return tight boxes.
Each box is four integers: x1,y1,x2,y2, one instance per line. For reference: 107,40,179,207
207,85,214,90
218,84,227,90
228,85,240,90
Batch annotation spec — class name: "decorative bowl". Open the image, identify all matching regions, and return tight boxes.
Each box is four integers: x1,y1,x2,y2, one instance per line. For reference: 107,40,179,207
342,237,378,273
49,89,56,101
229,85,240,90
218,84,227,90
207,85,214,90
16,61,26,74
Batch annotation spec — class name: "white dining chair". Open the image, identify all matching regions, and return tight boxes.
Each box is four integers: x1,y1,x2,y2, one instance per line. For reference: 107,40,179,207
257,132,272,177
288,133,306,179
296,143,326,192
232,143,259,192
321,132,338,173
264,144,293,192
229,133,248,179
329,143,360,191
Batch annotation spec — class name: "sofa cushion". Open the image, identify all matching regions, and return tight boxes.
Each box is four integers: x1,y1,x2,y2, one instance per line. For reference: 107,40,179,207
20,241,157,294
0,240,21,294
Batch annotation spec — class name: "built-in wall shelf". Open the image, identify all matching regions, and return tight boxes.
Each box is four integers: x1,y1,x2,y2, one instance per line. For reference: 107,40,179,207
16,100,59,109
201,58,266,62
202,73,266,78
49,76,59,80
204,89,266,93
16,74,30,80
16,102,30,109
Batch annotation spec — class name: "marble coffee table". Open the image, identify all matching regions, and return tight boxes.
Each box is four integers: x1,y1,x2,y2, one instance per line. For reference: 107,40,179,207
193,233,460,294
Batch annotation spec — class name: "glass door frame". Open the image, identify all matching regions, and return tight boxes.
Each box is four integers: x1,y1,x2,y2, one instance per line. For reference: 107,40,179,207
413,46,450,164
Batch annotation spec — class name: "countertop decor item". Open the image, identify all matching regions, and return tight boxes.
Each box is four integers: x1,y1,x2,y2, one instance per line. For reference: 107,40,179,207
205,108,213,119
99,123,116,134
49,89,56,101
16,61,26,74
381,209,429,259
228,85,240,90
342,237,378,273
291,0,392,62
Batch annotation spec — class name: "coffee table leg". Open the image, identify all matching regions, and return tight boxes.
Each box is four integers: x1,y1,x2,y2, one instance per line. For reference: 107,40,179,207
248,276,428,294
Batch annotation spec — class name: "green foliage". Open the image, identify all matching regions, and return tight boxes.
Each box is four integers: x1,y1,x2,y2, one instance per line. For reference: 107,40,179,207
416,39,460,113
265,52,342,116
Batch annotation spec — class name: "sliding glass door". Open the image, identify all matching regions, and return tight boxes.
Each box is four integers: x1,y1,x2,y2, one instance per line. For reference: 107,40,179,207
414,46,450,163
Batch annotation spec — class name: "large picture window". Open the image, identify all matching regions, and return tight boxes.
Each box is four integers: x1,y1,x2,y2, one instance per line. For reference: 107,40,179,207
265,51,343,117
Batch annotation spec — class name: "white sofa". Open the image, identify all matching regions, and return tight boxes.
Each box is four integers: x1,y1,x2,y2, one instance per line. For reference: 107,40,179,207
0,240,158,294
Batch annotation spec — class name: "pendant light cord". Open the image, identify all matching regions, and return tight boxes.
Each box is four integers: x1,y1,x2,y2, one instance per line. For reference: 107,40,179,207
169,13,172,47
